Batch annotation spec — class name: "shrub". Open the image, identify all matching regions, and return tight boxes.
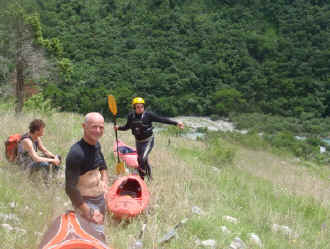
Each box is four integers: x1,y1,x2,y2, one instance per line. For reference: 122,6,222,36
23,93,57,114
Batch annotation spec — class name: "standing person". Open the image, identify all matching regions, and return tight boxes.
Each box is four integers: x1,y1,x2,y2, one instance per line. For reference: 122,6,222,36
17,119,61,181
114,97,184,180
65,112,109,241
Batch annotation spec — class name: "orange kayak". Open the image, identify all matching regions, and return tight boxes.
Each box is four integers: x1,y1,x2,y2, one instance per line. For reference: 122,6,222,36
38,211,112,249
113,139,139,169
106,175,150,219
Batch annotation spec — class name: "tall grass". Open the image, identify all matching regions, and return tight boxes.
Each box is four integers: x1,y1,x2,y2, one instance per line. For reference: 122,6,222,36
0,111,329,249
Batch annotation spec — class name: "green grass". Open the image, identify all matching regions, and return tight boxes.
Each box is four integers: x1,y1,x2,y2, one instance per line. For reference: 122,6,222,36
0,110,329,249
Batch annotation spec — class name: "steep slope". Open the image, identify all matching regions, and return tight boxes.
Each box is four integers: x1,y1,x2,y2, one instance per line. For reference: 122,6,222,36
0,111,329,249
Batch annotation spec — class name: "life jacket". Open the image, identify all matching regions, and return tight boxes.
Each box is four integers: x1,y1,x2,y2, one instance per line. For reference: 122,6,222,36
131,112,153,138
4,134,22,162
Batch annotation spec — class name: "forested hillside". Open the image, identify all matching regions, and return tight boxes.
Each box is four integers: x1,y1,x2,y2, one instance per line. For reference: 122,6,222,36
1,0,329,119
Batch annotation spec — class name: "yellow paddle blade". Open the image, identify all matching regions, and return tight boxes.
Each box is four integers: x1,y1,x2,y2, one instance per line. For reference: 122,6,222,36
116,161,125,175
108,95,117,116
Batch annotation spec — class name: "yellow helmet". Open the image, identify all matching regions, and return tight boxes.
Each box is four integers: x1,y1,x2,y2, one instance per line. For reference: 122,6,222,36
132,97,145,107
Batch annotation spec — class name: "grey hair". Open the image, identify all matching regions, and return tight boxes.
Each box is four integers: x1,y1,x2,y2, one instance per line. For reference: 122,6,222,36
84,112,103,124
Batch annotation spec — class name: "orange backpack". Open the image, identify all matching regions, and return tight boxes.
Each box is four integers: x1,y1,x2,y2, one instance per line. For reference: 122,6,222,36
4,134,21,162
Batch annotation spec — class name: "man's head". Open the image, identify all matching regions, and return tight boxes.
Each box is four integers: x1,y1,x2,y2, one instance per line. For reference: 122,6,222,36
29,119,46,136
83,112,104,145
132,97,145,114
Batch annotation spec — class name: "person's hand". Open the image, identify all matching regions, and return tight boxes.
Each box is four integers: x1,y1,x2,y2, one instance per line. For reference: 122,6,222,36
53,156,61,166
114,125,119,131
92,209,104,224
80,206,91,221
177,122,184,129
81,207,104,224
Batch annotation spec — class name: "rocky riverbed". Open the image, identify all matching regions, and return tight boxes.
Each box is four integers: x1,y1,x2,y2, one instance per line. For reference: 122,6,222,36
173,116,238,132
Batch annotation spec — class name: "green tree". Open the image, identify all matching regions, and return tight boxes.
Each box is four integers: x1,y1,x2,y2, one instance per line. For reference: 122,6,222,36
212,88,246,116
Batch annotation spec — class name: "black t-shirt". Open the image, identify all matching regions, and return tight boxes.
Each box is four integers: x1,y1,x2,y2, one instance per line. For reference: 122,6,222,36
65,138,107,207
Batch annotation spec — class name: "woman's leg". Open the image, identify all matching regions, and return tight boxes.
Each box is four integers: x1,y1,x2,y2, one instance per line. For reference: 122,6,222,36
30,161,50,183
136,141,146,179
136,137,154,180
142,137,154,180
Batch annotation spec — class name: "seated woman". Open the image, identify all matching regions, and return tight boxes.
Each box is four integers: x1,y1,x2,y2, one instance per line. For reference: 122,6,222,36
17,119,61,182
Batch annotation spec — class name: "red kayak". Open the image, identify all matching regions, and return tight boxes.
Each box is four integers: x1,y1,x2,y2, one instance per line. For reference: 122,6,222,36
113,139,139,169
106,175,150,219
38,211,112,249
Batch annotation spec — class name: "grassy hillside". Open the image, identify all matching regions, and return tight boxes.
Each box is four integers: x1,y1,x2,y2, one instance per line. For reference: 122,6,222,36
0,110,329,249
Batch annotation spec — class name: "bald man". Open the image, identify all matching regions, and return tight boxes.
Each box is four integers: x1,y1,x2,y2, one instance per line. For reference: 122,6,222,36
65,112,109,240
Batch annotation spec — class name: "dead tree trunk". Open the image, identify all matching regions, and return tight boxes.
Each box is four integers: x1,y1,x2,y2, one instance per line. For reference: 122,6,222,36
15,18,25,113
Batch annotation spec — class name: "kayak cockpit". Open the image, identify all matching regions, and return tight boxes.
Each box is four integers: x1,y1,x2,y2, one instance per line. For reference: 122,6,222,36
117,178,142,198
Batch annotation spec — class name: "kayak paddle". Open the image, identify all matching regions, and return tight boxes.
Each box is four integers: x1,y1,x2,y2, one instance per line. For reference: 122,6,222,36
108,95,125,175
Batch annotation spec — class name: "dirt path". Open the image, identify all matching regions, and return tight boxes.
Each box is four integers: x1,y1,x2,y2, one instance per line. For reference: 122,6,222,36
235,148,330,207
